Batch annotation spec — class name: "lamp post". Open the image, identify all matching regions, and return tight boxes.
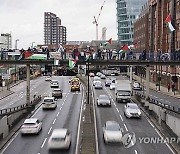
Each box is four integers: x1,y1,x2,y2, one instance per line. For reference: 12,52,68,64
15,39,19,83
31,42,35,49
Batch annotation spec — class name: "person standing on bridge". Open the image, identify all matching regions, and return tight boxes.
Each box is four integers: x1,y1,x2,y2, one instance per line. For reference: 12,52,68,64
167,83,170,92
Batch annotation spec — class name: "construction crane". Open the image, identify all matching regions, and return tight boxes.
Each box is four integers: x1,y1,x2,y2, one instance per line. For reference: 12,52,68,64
93,1,105,40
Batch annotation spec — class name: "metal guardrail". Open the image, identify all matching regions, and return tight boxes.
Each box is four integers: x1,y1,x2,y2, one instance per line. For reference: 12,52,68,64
0,95,41,116
134,91,180,114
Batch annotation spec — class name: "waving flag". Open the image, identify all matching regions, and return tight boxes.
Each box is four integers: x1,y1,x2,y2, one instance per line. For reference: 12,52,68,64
165,14,175,32
69,59,77,69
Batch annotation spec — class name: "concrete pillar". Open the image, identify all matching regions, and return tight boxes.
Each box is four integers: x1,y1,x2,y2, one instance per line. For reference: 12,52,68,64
26,64,30,105
145,66,150,100
130,66,133,84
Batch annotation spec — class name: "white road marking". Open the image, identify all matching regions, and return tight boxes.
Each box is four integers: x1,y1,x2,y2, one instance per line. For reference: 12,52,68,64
134,150,138,154
48,127,52,134
0,130,19,153
41,138,47,148
119,115,124,121
57,112,60,117
155,129,163,138
114,103,116,107
60,107,62,110
53,118,56,124
116,108,119,113
124,123,128,131
146,117,154,128
165,142,176,154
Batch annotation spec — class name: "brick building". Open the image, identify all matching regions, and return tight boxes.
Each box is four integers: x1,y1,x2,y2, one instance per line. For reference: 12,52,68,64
134,0,180,92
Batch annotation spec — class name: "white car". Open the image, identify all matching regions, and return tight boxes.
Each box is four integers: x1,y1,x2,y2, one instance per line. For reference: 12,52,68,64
124,103,141,118
45,76,51,81
93,76,101,86
94,81,103,89
42,97,57,110
89,72,95,77
100,74,106,79
48,129,71,150
133,81,142,90
110,83,116,90
50,80,59,88
103,121,122,143
21,118,42,135
97,95,111,106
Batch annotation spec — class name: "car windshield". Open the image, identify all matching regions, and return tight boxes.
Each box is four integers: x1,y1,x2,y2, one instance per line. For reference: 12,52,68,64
118,91,130,96
44,99,53,102
106,124,120,131
99,95,108,100
52,137,65,141
128,104,138,109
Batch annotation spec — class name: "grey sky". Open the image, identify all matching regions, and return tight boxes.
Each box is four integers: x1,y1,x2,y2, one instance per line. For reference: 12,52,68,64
0,0,117,49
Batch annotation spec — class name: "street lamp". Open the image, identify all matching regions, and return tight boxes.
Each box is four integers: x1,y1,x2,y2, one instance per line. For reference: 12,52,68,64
15,39,19,49
31,42,35,49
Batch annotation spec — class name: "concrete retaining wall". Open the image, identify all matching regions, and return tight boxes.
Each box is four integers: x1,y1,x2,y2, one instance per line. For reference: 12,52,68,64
7,109,26,127
0,116,9,138
166,112,180,138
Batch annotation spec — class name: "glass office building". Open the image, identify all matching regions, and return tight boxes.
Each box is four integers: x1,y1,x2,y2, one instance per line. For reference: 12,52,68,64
116,0,148,45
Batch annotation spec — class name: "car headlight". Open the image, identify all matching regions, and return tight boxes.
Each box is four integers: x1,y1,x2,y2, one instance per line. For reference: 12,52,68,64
138,111,141,115
126,111,131,115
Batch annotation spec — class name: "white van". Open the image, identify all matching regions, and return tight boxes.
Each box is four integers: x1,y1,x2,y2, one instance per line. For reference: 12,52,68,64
42,97,57,109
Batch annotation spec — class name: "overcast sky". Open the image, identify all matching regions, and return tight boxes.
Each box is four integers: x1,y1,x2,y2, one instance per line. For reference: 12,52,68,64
0,0,117,49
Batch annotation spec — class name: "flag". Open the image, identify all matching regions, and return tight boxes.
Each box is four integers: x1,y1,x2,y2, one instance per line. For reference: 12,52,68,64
120,44,129,54
69,59,77,69
107,38,112,44
57,44,64,52
24,51,33,59
54,59,59,65
92,51,96,59
165,14,175,32
85,52,91,60
27,54,47,60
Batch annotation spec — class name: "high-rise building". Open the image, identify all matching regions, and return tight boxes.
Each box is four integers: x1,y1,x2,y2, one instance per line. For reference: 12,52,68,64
44,12,66,46
102,27,107,41
0,33,12,49
116,0,148,46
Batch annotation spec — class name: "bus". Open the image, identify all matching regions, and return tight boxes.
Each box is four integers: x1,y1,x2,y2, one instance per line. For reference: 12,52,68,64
70,78,80,92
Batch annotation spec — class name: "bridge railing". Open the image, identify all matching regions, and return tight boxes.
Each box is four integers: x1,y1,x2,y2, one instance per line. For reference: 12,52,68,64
134,91,180,114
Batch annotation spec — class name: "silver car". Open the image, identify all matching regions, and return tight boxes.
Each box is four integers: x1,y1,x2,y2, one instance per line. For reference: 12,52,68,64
124,103,141,118
94,81,103,89
97,95,111,106
103,121,123,143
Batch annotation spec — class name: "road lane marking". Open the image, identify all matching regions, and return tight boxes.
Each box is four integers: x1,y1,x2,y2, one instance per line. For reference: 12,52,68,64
146,117,154,128
124,123,128,131
119,115,124,121
116,108,119,113
57,112,60,117
53,118,56,124
165,142,176,154
41,138,47,148
155,128,163,138
48,127,52,134
134,150,138,154
60,107,62,110
114,103,116,107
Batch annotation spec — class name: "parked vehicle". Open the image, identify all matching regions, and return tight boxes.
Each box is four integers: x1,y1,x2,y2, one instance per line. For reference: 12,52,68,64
124,103,141,118
48,129,71,150
115,80,132,103
21,118,42,135
103,121,122,143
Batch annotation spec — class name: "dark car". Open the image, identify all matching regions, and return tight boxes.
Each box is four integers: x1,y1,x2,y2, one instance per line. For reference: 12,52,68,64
52,89,63,98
